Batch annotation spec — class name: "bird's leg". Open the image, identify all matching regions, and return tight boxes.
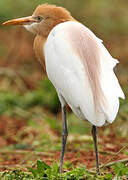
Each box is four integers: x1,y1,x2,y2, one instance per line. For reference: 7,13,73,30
59,105,68,173
91,125,99,174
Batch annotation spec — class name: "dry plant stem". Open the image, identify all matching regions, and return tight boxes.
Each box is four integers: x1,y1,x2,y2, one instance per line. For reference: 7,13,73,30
100,158,128,169
99,143,128,169
0,150,54,168
99,151,115,155
19,150,53,165
19,152,37,165
0,164,28,170
0,159,53,170
0,150,53,156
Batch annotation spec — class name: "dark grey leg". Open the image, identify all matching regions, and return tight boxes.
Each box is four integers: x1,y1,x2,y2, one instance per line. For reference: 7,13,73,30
91,125,99,173
59,105,68,173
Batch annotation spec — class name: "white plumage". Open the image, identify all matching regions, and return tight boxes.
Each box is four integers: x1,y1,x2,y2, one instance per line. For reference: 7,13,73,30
44,21,125,127
3,4,125,172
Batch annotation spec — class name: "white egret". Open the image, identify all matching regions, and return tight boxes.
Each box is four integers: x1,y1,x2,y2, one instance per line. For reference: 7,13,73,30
3,4,125,173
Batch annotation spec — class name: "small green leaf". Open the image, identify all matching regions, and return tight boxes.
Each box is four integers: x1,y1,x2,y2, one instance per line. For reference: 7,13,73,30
37,160,51,171
105,173,113,180
51,162,59,174
27,167,38,178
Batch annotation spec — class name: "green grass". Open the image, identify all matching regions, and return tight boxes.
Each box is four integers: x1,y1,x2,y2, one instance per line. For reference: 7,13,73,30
0,160,128,179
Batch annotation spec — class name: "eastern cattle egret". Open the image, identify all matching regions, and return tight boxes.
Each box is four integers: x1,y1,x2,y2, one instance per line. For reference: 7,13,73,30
3,4,125,173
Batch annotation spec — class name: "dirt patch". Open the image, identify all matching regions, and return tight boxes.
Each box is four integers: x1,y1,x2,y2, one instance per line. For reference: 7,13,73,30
0,115,127,172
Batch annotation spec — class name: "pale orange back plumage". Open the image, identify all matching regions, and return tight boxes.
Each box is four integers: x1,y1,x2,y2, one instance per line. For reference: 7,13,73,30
66,24,107,110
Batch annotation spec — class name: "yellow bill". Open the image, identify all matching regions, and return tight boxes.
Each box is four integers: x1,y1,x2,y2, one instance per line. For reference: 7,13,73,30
2,16,37,26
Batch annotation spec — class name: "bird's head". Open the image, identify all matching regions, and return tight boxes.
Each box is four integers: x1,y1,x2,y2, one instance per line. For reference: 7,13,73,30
2,4,73,36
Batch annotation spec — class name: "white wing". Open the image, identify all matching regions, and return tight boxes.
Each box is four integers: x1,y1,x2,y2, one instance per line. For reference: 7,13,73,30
44,21,125,127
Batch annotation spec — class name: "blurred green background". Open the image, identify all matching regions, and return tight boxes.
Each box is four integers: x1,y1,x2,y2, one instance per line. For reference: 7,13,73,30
0,0,128,173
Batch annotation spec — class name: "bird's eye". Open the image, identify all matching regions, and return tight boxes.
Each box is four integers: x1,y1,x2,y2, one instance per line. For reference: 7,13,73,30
37,16,42,20
35,16,43,21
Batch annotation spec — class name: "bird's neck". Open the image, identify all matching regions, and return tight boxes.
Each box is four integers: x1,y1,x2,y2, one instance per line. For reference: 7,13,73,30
33,35,47,71
33,18,75,70
39,17,75,37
